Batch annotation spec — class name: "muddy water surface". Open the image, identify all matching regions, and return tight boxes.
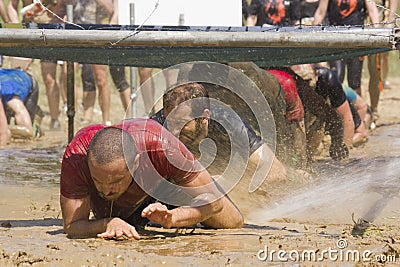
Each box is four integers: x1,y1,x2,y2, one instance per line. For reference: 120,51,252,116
0,147,63,186
0,124,399,266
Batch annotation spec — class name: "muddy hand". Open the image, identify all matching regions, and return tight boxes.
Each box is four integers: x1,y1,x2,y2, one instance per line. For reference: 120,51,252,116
141,202,173,228
97,217,140,240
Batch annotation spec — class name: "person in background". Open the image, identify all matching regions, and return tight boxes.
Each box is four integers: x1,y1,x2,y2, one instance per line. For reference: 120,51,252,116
242,0,249,23
79,0,146,120
288,64,355,160
342,84,369,145
267,69,308,168
0,99,10,147
0,0,10,23
80,64,97,124
0,0,10,70
70,0,112,125
0,68,43,139
300,0,326,25
108,0,131,112
8,0,67,130
313,0,380,97
137,68,156,115
380,0,398,89
246,0,301,26
367,0,398,122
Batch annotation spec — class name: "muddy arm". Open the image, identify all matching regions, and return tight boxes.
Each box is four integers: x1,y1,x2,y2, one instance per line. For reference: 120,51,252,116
143,170,243,229
0,100,9,147
60,195,140,239
313,0,328,25
60,195,104,238
335,101,355,148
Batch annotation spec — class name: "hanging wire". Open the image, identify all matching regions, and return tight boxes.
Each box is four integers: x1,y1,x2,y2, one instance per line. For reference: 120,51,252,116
110,0,160,46
36,0,85,30
34,0,160,45
371,0,400,23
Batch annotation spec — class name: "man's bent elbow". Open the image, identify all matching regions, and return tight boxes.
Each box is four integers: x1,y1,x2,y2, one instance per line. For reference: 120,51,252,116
229,212,244,228
62,221,91,238
212,198,244,229
194,193,243,228
207,196,224,215
63,223,75,237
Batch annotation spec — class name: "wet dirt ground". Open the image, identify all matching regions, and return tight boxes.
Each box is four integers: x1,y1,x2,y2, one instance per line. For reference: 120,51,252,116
0,65,399,266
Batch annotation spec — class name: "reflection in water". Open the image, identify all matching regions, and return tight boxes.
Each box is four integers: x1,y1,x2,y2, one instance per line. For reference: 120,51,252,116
0,148,63,187
132,234,255,256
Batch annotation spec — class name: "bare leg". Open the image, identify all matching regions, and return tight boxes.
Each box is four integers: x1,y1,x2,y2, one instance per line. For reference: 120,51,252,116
92,64,111,124
41,61,60,129
7,98,33,135
119,89,131,111
59,62,68,108
80,64,96,123
381,52,389,83
367,54,380,113
163,68,178,88
82,91,96,123
138,67,155,114
109,65,131,111
354,94,367,122
352,123,369,147
0,101,10,147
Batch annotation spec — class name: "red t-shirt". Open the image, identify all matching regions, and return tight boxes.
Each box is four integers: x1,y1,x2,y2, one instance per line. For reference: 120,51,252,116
267,70,304,123
60,118,202,220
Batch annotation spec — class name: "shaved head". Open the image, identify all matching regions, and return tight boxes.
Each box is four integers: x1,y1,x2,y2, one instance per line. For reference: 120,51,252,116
88,127,137,168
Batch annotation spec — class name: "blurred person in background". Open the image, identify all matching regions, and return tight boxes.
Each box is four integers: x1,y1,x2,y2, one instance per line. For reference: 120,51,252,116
246,0,301,26
8,0,67,130
0,68,43,139
313,0,380,97
367,0,398,123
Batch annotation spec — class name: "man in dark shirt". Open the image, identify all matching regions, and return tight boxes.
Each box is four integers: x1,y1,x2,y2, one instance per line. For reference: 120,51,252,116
313,0,379,95
151,82,288,215
247,0,301,26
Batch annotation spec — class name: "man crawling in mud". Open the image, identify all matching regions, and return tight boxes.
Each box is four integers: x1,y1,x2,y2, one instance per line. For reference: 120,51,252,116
151,82,286,182
150,80,291,216
60,119,243,239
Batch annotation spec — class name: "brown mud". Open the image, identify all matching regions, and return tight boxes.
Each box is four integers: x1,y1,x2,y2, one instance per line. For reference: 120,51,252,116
0,61,400,266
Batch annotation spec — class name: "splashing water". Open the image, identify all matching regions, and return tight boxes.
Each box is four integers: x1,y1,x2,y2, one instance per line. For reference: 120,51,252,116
248,126,400,225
